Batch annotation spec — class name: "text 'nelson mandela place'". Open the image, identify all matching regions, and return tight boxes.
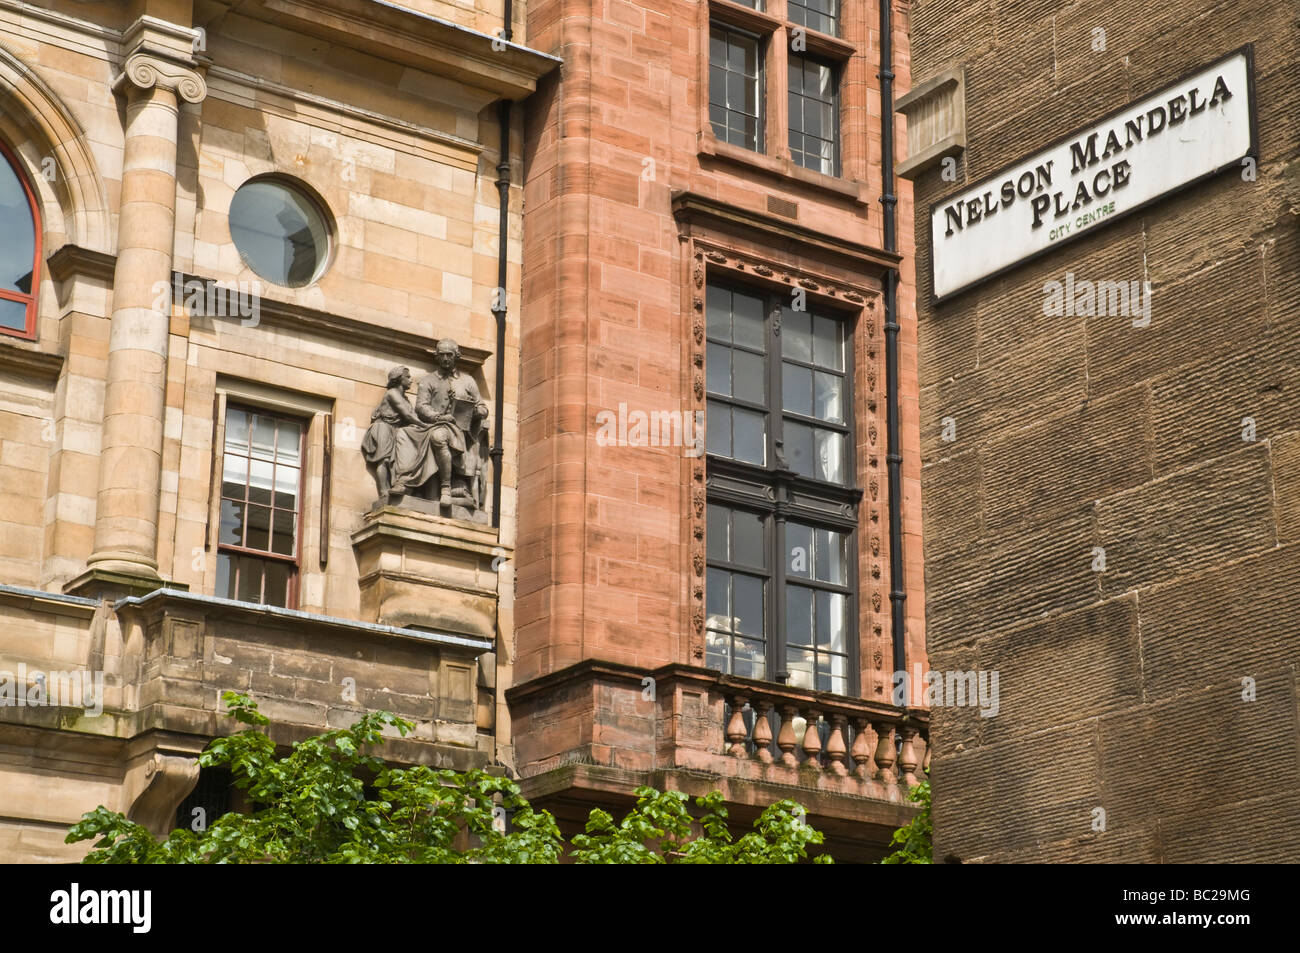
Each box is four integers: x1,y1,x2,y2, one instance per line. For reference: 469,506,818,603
929,50,1254,300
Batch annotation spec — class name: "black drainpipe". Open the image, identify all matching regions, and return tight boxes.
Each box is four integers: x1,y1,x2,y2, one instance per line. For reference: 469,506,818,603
879,0,906,678
489,0,514,529
490,97,510,529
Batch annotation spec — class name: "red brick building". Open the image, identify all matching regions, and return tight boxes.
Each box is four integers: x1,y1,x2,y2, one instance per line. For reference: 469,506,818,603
510,0,930,860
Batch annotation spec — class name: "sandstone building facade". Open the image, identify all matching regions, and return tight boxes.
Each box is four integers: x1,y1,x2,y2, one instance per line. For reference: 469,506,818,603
510,0,929,860
0,0,555,861
0,0,928,864
902,0,1299,861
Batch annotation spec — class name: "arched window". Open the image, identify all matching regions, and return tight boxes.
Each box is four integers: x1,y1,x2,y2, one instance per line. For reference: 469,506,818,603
0,138,40,339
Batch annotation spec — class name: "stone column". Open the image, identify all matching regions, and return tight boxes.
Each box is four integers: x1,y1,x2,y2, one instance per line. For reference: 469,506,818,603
85,18,205,583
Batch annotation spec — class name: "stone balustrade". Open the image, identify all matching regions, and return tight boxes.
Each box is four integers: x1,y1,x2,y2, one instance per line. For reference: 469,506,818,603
723,691,929,789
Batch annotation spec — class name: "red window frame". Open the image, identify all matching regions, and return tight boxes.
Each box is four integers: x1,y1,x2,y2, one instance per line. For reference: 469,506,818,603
0,137,41,340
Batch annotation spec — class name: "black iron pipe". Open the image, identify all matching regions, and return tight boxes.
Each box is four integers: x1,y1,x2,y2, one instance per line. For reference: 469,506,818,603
490,98,510,528
879,0,906,677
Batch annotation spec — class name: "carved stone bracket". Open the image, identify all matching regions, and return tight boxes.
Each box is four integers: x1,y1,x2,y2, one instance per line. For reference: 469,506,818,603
124,747,202,838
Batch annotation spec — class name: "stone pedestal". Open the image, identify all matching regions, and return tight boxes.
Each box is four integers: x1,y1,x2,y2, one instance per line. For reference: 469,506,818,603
351,505,504,642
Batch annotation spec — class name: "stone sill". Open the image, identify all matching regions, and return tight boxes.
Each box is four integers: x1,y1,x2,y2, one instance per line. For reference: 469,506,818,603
698,133,870,205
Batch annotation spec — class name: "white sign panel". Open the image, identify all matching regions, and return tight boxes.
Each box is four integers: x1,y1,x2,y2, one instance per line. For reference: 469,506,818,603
930,48,1256,301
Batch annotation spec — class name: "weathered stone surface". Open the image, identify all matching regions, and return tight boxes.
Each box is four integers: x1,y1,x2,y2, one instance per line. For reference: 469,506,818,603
912,0,1300,863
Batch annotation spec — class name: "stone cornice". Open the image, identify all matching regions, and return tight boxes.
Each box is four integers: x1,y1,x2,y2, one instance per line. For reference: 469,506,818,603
49,252,491,369
46,243,116,284
244,0,561,99
0,335,63,380
671,191,902,277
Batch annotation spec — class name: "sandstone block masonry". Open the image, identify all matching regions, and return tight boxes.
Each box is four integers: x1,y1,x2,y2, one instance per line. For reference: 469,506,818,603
903,0,1300,861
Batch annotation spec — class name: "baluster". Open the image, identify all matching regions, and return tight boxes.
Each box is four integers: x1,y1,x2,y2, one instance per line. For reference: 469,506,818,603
726,696,749,758
777,704,799,767
898,725,919,786
914,728,929,778
850,717,874,781
922,729,931,775
873,720,897,786
802,709,822,769
752,701,774,763
826,714,848,776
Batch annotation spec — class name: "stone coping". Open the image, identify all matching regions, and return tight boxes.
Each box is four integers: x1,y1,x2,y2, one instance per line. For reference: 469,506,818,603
114,587,493,653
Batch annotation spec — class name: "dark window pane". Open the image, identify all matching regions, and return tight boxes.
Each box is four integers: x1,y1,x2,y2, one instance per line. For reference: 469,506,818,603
733,349,765,404
787,523,812,578
733,408,765,465
733,510,764,566
236,557,263,602
710,110,726,139
218,499,245,546
710,32,726,65
783,363,813,416
727,72,746,111
782,307,813,361
706,567,731,626
263,560,292,608
733,574,763,637
245,504,271,551
706,285,731,341
732,292,765,350
786,586,814,647
707,401,731,456
215,552,233,598
709,66,727,107
706,343,731,396
785,420,814,477
707,504,729,562
271,508,296,556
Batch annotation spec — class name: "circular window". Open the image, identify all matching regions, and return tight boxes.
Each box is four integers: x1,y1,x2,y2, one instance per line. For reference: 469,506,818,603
228,178,331,288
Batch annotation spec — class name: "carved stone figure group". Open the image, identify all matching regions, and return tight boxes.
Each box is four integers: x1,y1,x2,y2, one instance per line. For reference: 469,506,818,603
362,339,489,521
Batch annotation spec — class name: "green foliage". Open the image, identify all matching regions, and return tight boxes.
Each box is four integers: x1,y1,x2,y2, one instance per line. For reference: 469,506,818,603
880,779,931,864
570,788,831,864
68,691,832,864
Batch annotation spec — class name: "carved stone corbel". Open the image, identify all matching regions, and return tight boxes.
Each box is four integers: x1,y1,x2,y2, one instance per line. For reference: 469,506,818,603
124,749,201,838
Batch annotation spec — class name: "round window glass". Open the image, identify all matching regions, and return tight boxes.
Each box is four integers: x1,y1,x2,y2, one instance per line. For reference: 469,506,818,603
228,179,331,288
